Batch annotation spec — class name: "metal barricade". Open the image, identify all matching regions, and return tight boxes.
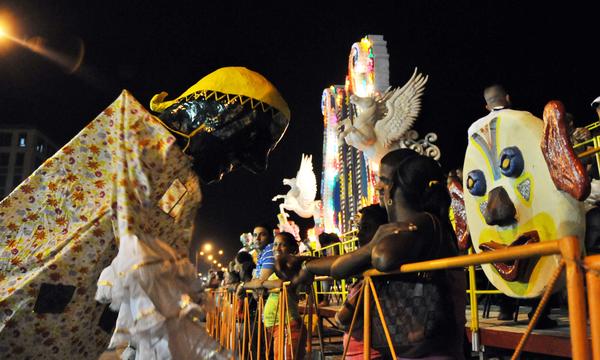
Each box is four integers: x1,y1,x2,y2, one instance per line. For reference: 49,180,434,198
349,236,592,360
205,236,598,359
310,232,358,304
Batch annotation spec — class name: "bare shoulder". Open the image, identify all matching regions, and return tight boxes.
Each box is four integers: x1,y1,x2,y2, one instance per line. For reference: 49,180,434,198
380,212,435,238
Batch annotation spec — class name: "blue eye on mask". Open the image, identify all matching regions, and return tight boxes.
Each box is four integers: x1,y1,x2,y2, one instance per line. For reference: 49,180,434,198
499,146,524,178
466,170,487,196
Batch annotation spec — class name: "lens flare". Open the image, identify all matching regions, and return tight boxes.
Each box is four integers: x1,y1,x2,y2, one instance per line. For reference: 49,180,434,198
0,13,17,51
0,11,85,73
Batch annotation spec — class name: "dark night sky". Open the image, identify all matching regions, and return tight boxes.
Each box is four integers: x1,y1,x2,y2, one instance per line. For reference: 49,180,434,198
0,1,597,268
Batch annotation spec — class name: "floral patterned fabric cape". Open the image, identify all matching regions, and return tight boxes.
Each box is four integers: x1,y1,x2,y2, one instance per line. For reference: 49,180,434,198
0,91,226,359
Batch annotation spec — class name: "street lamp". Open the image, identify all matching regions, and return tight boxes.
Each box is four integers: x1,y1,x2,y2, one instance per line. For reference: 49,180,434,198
199,251,204,256
207,254,213,261
218,250,223,255
203,243,212,252
0,14,15,40
212,260,217,264
0,14,83,73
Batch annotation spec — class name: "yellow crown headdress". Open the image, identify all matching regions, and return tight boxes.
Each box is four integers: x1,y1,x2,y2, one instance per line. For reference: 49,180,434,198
150,66,290,120
150,66,290,153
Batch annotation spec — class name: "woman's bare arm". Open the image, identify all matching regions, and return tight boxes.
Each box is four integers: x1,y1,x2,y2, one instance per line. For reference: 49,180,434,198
330,243,373,279
371,217,433,272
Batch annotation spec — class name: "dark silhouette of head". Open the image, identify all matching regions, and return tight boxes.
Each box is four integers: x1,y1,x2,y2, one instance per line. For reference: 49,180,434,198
235,251,254,265
357,204,388,247
483,84,511,111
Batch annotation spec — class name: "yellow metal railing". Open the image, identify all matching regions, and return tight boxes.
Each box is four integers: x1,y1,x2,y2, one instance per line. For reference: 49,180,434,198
464,247,503,352
573,134,600,171
206,285,317,360
585,254,600,359
572,120,600,171
309,233,359,303
355,236,592,360
205,236,598,359
312,231,502,349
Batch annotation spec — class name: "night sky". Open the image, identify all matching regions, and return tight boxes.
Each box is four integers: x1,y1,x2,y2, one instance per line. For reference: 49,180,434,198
1,1,597,269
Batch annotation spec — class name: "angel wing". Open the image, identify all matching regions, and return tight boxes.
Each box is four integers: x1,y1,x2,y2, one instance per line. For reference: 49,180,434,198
295,154,317,206
374,68,428,148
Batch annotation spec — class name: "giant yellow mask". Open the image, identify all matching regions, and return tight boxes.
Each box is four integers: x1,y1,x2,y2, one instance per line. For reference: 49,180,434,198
463,102,589,298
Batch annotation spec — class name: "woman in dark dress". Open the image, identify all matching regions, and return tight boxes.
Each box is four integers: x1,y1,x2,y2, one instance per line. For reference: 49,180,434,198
292,148,466,359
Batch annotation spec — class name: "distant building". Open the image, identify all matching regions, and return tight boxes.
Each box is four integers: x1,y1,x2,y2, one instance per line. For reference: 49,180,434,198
0,126,58,197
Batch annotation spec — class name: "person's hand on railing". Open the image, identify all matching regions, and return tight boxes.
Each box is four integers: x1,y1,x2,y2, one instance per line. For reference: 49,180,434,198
235,282,246,297
275,254,312,281
289,258,316,292
226,283,238,293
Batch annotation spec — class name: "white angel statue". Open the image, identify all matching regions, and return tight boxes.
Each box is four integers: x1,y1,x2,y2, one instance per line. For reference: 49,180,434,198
338,68,428,164
272,154,321,219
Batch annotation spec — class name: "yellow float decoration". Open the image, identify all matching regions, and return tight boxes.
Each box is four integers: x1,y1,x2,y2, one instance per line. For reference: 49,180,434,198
463,107,586,298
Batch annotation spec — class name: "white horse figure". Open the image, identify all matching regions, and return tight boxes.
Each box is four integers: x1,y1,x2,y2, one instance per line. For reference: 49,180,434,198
272,154,320,219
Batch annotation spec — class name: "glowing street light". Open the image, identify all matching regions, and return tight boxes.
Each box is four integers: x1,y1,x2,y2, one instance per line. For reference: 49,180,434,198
217,263,222,268
203,243,212,252
218,250,223,255
207,254,213,261
212,260,217,264
0,14,16,41
199,251,204,256
0,13,84,73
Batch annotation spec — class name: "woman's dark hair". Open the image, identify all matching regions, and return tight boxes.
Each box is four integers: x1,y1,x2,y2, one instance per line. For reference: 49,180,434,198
356,205,388,247
318,232,340,246
235,251,254,265
380,148,450,221
276,231,299,254
239,261,255,282
359,204,388,225
227,272,241,284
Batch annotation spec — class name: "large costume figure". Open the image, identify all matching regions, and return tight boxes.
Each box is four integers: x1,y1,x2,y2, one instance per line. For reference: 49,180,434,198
0,67,289,359
463,102,588,298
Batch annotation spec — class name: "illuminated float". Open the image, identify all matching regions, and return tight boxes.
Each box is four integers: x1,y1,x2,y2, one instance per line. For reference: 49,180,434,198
320,35,440,234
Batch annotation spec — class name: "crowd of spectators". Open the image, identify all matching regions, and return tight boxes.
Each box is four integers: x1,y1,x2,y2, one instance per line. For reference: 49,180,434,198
198,92,600,359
